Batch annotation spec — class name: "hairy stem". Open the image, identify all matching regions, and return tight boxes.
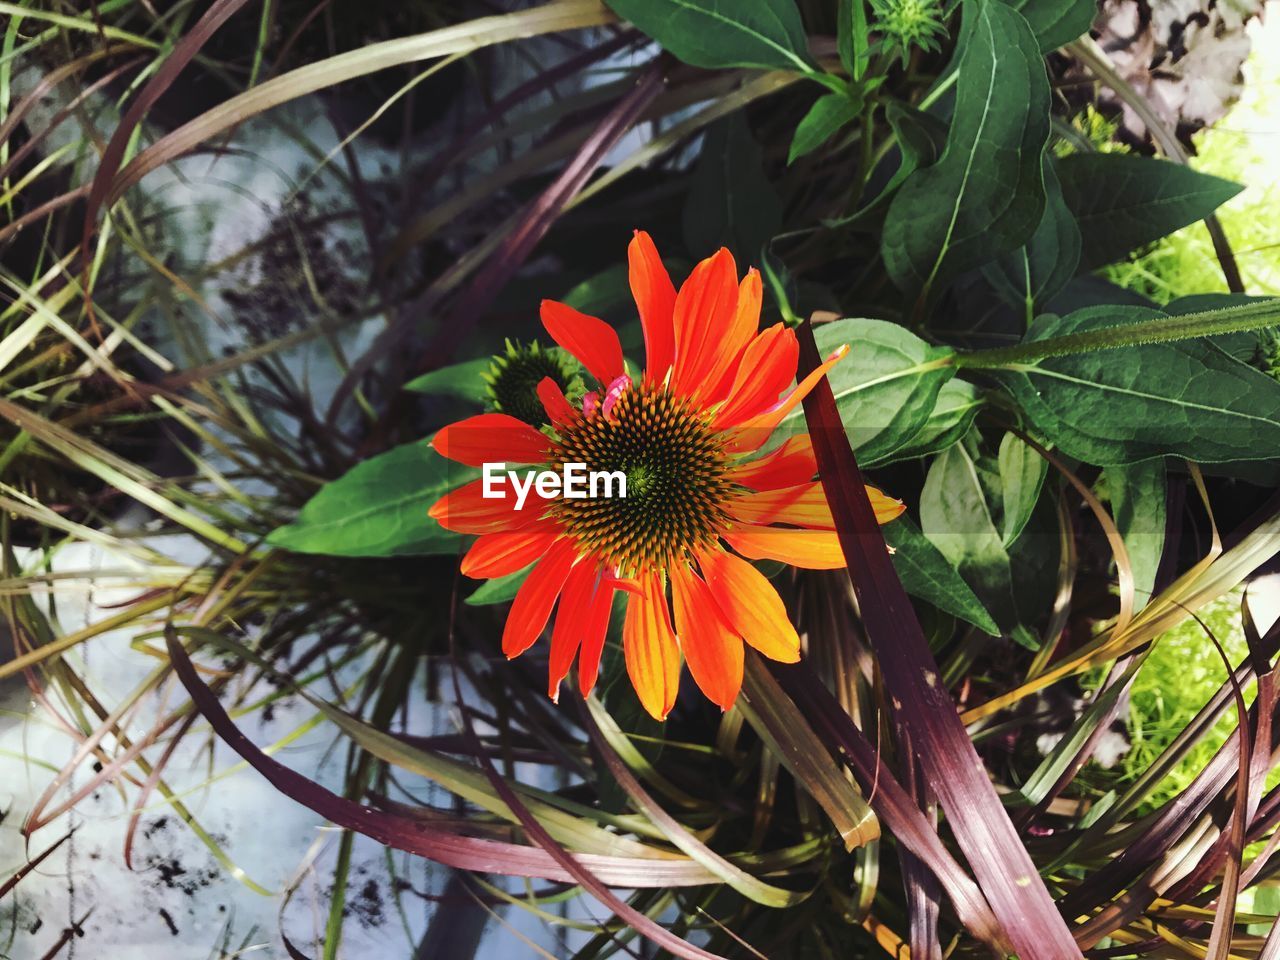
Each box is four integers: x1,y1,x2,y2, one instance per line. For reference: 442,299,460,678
954,298,1279,368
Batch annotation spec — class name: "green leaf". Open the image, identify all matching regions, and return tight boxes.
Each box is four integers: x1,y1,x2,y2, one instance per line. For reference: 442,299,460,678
837,0,870,78
788,92,861,165
827,101,947,231
465,566,530,606
603,0,816,72
683,116,783,262
997,306,1280,465
403,358,491,402
785,318,955,464
1104,459,1166,611
267,443,465,557
1056,154,1243,269
881,0,1050,299
983,155,1081,319
887,378,982,462
884,515,1000,635
920,444,1018,634
997,432,1046,547
1007,0,1095,50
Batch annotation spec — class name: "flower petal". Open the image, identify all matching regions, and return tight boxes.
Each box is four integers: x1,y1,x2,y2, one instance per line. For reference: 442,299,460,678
670,563,743,712
548,562,597,700
671,248,739,398
712,324,799,430
578,575,617,698
462,529,560,579
537,377,578,429
723,525,846,569
623,571,681,720
429,478,549,535
726,344,849,451
698,548,800,663
432,414,549,467
541,300,625,386
728,482,835,528
628,230,676,380
725,435,817,490
865,485,907,524
502,539,579,658
696,268,762,405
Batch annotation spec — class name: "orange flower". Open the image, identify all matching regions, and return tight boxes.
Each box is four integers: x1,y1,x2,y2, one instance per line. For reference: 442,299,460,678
430,233,905,719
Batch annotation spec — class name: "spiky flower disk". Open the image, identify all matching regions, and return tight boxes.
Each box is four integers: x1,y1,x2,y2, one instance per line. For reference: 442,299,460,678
484,340,580,425
547,382,735,573
870,0,948,65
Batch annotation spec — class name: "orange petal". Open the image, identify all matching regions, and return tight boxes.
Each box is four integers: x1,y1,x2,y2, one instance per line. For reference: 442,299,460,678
541,300,625,386
502,539,579,658
728,482,835,528
429,478,549,535
578,575,617,698
628,230,676,380
548,562,597,700
865,485,907,524
712,324,799,430
670,563,743,712
670,248,739,399
726,344,848,451
623,571,681,720
432,414,549,467
725,435,817,490
698,549,800,663
696,268,762,406
462,529,560,579
536,376,578,429
723,525,846,570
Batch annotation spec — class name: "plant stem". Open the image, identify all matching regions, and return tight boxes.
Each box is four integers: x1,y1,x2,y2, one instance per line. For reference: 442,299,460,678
953,298,1279,369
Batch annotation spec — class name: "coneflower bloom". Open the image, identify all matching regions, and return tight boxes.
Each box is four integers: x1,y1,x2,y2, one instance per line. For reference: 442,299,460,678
430,233,905,719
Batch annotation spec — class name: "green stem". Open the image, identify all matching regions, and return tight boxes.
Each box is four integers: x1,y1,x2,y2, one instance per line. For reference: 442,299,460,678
953,298,1279,369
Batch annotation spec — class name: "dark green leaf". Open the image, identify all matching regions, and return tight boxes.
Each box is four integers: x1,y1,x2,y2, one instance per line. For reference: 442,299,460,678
827,101,947,231
1007,0,1095,50
887,378,982,461
982,155,1081,319
882,0,1050,298
997,306,1280,464
783,318,955,464
837,0,870,78
920,444,1018,632
604,0,816,72
1057,154,1243,269
683,116,783,262
884,516,1000,635
403,358,491,402
1104,460,1166,610
267,443,465,557
788,92,861,165
998,432,1047,547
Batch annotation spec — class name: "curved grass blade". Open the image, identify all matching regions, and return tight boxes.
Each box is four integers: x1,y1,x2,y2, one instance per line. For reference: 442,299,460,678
794,316,1081,957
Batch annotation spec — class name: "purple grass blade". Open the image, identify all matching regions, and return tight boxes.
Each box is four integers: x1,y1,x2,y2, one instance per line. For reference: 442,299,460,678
163,628,739,891
0,830,74,900
760,660,1010,954
794,317,1081,958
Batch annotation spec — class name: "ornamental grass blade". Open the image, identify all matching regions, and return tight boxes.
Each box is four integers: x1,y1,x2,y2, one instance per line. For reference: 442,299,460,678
794,317,1081,958
735,658,879,852
163,628,729,890
752,659,1010,954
